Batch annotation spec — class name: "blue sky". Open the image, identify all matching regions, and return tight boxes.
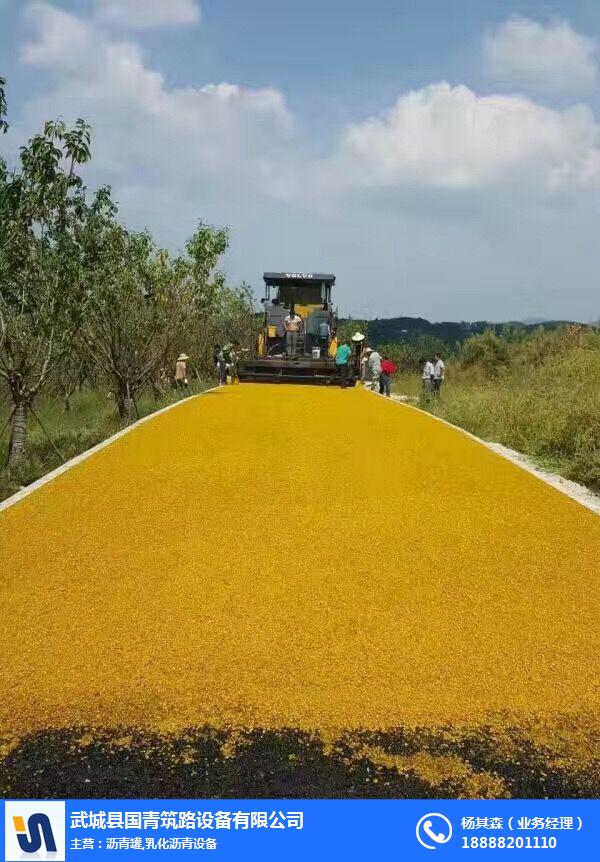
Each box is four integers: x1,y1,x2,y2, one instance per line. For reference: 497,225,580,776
3,0,600,320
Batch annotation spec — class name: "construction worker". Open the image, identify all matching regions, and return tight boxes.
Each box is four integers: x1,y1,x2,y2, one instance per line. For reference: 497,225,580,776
335,338,352,388
433,352,445,395
366,348,382,392
174,353,189,394
420,356,435,399
351,332,366,379
216,348,228,386
284,305,302,359
379,355,397,397
318,318,330,357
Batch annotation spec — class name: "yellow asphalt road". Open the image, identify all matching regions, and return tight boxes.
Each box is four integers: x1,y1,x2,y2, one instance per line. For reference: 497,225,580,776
1,385,599,737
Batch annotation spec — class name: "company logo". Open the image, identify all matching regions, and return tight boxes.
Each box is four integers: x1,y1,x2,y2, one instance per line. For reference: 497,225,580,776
15,813,56,853
416,812,453,850
4,801,66,861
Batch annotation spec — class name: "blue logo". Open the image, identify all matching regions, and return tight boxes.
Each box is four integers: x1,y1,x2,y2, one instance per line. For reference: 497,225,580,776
13,812,58,853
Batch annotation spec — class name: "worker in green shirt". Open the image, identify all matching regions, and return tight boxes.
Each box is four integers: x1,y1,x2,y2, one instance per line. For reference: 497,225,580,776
335,339,352,388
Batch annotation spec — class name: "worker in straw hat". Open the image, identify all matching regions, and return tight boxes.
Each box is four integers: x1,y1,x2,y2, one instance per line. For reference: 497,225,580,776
351,332,366,380
175,353,190,394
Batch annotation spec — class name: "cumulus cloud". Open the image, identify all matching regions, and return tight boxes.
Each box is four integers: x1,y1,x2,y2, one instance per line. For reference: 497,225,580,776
484,16,598,96
20,2,293,197
336,82,600,192
95,0,200,29
22,2,97,71
8,2,600,320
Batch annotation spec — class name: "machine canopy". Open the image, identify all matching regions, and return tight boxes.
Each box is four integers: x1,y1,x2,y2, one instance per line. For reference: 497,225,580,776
262,272,336,309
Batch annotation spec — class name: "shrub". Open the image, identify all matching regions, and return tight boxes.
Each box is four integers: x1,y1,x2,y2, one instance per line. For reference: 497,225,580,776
458,330,509,377
426,326,600,493
379,336,449,373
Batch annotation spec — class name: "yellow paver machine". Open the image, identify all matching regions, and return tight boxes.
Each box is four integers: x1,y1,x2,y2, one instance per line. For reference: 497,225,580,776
238,272,354,384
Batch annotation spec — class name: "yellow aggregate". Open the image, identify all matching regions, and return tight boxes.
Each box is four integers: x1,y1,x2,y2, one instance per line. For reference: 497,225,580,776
350,746,510,798
1,384,599,738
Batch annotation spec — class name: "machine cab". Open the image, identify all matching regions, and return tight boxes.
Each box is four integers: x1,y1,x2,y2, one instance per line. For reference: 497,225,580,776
260,272,337,357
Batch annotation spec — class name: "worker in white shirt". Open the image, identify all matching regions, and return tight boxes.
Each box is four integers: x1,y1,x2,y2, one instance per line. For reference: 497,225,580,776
433,352,445,395
420,356,435,399
284,305,303,359
366,349,382,392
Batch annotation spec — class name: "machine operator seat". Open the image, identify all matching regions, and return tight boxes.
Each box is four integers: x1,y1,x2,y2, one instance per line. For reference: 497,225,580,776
266,303,287,338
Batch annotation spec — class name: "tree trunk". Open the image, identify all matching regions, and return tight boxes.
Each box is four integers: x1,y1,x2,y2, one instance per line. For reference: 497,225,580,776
8,401,28,466
117,383,135,424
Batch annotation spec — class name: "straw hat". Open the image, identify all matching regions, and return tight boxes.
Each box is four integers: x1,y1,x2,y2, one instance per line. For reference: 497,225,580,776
364,347,373,354
351,332,366,342
177,353,189,361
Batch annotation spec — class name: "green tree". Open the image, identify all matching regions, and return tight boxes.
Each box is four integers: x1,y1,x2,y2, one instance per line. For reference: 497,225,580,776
81,211,231,420
379,335,449,373
184,282,259,378
336,318,369,344
0,115,92,464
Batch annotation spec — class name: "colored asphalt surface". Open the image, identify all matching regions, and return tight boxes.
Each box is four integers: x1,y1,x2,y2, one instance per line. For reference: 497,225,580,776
1,385,599,738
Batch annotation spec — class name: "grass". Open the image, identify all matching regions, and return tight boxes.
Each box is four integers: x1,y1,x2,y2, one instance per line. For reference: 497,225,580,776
393,330,600,494
0,380,211,503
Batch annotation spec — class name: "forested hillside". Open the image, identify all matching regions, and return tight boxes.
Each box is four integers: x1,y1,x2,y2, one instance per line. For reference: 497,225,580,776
366,316,580,348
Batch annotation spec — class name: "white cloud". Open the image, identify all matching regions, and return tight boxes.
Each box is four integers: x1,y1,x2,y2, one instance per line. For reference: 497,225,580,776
95,0,200,29
22,2,97,72
484,16,598,96
8,2,600,320
20,2,293,193
336,82,600,192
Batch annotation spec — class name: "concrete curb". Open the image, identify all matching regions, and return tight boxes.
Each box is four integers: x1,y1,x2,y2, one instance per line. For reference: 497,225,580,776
0,388,220,515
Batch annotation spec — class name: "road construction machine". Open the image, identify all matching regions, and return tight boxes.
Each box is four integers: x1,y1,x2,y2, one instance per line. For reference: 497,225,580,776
238,272,353,384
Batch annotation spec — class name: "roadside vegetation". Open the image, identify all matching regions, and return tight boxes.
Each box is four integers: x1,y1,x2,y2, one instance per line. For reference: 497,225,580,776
0,78,257,502
0,383,209,501
395,325,600,493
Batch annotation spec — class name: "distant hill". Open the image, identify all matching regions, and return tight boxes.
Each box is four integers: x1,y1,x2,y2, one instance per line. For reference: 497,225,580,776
363,317,580,349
